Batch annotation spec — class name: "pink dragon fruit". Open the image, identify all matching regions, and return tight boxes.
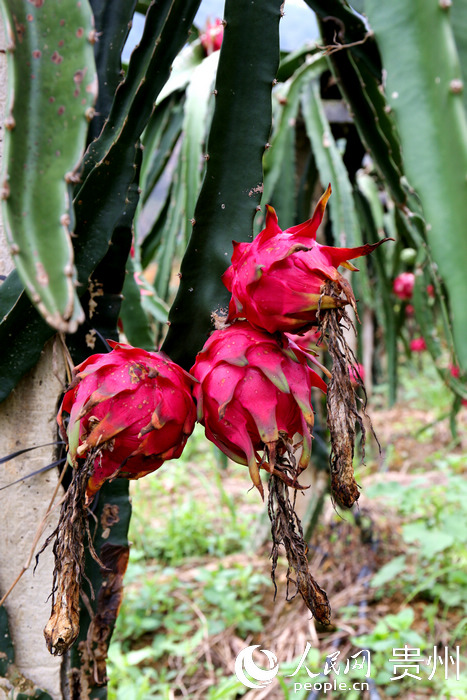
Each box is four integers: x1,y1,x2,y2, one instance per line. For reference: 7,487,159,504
191,321,328,497
410,337,427,353
200,18,224,55
393,272,415,300
222,185,389,335
58,341,196,501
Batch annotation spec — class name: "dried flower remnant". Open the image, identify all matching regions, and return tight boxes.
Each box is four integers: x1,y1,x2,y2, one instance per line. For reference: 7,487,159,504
268,466,331,625
318,282,375,510
41,457,93,655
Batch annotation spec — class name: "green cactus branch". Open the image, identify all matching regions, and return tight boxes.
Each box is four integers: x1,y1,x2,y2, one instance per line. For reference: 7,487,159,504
303,0,406,205
73,0,202,287
260,53,326,222
0,0,97,333
162,0,284,369
302,0,381,76
79,0,202,185
0,0,201,403
365,0,467,372
87,0,138,142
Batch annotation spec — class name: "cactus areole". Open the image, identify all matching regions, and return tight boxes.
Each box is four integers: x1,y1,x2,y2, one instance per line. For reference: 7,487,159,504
58,341,196,502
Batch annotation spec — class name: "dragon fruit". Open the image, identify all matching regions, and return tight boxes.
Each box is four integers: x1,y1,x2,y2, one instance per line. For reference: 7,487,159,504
410,337,427,353
191,321,328,497
222,185,389,335
393,272,415,300
58,341,196,501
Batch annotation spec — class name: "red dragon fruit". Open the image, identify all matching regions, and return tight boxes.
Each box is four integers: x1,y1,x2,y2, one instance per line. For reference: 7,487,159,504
222,185,388,335
392,272,415,300
58,341,196,501
409,336,427,353
191,321,328,497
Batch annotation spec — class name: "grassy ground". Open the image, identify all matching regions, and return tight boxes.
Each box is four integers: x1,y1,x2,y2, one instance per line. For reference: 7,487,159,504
107,358,467,699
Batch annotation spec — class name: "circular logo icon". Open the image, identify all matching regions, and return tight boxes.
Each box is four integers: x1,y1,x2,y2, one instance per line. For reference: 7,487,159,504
234,645,279,689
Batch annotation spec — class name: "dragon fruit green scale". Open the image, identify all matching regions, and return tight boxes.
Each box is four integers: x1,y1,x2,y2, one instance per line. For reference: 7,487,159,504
222,185,388,335
58,341,196,502
191,321,328,498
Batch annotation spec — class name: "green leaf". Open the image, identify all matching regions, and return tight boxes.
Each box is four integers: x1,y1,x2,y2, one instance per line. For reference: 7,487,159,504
268,122,296,225
402,522,454,557
385,607,415,631
74,0,202,288
370,555,407,588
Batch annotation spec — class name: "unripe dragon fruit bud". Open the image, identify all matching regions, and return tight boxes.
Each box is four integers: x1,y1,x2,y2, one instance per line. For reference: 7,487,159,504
393,271,415,300
58,341,196,501
191,321,328,498
222,185,389,335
